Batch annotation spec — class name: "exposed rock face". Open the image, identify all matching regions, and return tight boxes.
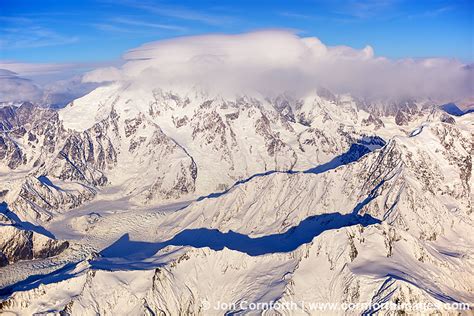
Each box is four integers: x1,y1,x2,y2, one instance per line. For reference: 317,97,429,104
0,102,55,131
0,225,69,266
1,101,198,221
0,106,16,131
0,85,472,315
0,207,68,267
0,134,26,169
440,113,456,124
358,122,473,240
47,114,119,186
0,104,63,170
362,113,385,129
267,94,297,123
11,176,96,222
356,98,433,126
298,127,350,158
125,117,197,203
0,89,462,226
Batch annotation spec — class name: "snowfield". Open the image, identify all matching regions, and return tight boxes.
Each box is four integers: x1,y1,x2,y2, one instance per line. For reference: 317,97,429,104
0,85,473,315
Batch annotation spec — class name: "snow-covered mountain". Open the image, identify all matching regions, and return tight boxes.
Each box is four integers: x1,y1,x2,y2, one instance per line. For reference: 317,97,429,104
0,83,472,315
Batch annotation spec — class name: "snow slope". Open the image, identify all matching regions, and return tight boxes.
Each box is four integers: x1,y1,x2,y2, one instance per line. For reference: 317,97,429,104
0,86,473,315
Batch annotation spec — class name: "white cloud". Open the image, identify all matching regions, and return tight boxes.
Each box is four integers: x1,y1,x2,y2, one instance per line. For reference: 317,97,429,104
0,60,119,105
0,61,79,76
79,30,473,100
0,69,43,102
82,66,124,83
0,62,106,105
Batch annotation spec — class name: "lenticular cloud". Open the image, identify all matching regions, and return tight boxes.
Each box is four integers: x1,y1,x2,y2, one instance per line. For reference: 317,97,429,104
83,30,473,100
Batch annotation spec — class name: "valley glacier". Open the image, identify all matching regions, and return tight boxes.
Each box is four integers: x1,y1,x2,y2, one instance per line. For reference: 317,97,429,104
0,82,473,315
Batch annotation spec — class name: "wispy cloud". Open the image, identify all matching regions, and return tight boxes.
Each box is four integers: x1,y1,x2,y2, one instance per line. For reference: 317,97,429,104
91,18,186,36
407,5,453,19
0,61,80,76
0,16,32,23
277,11,348,24
117,1,231,25
0,19,78,49
0,60,120,78
112,17,187,32
92,23,146,34
327,0,400,20
278,12,314,19
276,0,401,24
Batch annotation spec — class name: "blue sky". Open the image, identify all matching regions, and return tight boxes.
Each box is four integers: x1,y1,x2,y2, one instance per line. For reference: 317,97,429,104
0,0,472,65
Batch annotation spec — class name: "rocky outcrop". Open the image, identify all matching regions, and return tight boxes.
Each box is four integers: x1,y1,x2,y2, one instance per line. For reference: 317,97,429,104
0,210,68,267
0,102,55,131
0,89,466,228
355,98,434,126
362,113,385,129
46,112,119,186
0,103,63,170
0,103,472,315
0,226,68,266
10,176,96,222
0,134,27,169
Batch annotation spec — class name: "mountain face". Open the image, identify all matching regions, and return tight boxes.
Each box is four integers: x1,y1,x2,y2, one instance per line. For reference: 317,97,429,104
0,202,69,267
0,84,473,315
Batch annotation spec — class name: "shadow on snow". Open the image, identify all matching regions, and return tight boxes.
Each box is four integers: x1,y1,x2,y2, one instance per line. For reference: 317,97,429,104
0,262,79,296
198,137,385,201
1,137,385,294
98,212,380,264
0,202,56,239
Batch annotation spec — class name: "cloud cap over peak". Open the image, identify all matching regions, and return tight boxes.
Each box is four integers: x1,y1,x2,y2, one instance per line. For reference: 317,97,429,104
83,30,473,100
